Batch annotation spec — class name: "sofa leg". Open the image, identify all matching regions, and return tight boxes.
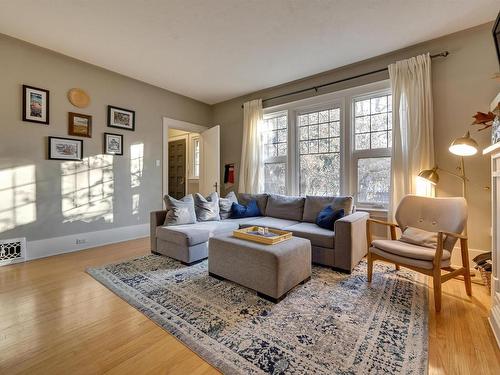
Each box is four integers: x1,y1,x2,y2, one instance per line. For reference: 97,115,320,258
181,258,206,266
257,292,285,303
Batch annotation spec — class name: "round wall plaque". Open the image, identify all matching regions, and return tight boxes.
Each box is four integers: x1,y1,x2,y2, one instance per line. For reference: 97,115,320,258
68,88,90,108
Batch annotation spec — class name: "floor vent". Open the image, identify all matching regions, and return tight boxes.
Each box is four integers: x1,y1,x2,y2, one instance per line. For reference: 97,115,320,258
0,237,26,266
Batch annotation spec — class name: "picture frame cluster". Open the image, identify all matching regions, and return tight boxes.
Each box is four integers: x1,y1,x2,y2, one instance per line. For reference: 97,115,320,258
22,84,135,161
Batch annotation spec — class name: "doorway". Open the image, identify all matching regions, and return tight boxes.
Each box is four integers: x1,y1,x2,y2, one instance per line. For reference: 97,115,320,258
162,117,221,204
167,128,200,197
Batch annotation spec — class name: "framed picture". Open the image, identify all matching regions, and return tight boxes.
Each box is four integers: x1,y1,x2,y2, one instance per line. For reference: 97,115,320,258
104,133,123,155
23,85,49,124
68,112,92,138
48,136,83,161
107,105,135,131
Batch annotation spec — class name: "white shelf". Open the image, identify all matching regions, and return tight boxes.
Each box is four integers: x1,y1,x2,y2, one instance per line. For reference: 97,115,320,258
483,142,500,155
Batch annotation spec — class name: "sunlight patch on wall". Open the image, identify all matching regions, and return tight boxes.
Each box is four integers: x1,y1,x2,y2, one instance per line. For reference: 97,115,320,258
61,155,114,223
0,165,37,232
132,193,140,215
130,143,144,188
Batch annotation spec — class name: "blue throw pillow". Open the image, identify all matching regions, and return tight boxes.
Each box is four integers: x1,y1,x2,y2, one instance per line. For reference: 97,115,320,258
230,200,262,218
316,206,345,230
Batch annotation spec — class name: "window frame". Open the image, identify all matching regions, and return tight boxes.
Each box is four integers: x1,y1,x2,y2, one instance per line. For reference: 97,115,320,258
350,88,392,209
262,110,289,195
262,80,391,207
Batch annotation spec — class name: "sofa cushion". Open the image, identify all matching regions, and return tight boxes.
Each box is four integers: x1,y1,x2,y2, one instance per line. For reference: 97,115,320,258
302,196,353,223
238,193,268,215
265,194,305,221
156,227,209,246
194,192,220,222
371,239,450,261
239,216,299,230
287,222,335,248
219,191,238,220
163,194,197,226
222,217,262,226
156,221,239,246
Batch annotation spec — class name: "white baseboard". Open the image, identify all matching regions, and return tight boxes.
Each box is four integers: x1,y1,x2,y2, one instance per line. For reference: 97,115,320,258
27,223,149,260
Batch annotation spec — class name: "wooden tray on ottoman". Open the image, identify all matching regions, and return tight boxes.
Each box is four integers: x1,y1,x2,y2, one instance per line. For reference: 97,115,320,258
233,226,292,245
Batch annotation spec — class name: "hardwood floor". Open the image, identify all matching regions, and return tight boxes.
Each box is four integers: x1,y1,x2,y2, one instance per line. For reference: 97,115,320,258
1,238,499,374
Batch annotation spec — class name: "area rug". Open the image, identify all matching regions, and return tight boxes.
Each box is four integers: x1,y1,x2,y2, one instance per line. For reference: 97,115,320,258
87,255,428,375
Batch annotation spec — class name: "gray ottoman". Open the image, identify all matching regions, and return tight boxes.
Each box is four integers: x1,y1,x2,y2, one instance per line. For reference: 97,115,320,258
208,233,312,302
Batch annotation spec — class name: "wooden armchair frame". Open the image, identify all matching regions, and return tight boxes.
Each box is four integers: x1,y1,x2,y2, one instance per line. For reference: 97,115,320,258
366,218,472,312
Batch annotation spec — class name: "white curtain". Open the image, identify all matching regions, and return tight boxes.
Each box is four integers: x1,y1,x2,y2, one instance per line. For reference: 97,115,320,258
389,53,435,219
239,99,264,193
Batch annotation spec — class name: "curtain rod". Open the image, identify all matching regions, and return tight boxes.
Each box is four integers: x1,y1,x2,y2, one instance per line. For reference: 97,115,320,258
241,51,449,108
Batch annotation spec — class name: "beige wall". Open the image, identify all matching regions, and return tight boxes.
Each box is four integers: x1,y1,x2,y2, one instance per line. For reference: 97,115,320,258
0,33,212,242
213,23,499,251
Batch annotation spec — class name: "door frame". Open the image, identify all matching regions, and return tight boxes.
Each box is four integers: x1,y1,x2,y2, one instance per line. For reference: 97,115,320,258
162,117,208,205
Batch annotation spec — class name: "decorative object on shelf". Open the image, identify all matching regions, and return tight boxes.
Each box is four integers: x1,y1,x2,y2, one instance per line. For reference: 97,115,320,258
48,136,83,161
233,226,292,245
107,105,135,131
22,84,49,124
471,111,496,131
67,88,90,108
418,131,478,197
104,133,123,155
68,112,92,138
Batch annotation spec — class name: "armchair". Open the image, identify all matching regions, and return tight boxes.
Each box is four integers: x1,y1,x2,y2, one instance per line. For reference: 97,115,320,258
366,195,471,312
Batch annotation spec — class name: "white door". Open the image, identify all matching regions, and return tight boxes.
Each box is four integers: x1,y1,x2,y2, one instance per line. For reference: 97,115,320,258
199,125,220,196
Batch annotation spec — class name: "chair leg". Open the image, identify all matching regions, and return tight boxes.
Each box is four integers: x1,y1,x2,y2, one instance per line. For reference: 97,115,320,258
460,238,472,297
432,269,442,313
367,251,373,282
395,264,400,271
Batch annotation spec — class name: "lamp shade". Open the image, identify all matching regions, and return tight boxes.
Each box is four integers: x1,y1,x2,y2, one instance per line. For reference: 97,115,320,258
449,131,478,156
418,167,439,185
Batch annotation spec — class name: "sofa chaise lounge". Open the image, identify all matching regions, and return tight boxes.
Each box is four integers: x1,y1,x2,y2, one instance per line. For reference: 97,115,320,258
150,193,368,273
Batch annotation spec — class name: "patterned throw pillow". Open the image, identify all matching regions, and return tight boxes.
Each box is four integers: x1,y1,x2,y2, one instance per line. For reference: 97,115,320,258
316,206,345,230
194,192,220,222
163,194,197,226
219,191,238,220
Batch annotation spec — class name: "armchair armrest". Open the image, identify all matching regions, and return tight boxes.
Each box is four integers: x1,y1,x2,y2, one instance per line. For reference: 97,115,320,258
438,230,467,240
150,210,168,251
367,218,399,243
334,211,369,272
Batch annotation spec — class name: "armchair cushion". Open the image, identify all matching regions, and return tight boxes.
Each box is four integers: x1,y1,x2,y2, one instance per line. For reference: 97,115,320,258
370,247,451,270
399,226,438,248
371,239,451,262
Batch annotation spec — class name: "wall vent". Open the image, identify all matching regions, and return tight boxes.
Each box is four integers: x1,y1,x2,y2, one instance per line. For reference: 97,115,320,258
0,237,26,266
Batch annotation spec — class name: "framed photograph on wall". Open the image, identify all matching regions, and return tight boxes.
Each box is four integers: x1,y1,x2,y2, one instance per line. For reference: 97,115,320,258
23,85,49,124
104,132,123,155
107,105,135,131
48,136,83,161
68,112,92,138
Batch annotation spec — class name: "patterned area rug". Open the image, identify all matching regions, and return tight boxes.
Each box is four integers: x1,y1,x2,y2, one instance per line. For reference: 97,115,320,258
87,255,428,375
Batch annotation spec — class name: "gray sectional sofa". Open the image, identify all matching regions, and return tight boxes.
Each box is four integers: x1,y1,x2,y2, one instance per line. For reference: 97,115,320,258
150,193,369,272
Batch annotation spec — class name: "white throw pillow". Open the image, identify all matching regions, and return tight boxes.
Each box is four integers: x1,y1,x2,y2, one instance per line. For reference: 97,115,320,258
399,226,438,248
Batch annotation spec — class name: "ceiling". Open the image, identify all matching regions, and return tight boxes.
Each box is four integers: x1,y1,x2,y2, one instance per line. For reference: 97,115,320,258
0,1,497,104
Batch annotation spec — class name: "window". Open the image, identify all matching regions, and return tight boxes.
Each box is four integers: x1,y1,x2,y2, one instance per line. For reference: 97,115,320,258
298,108,341,196
353,93,392,208
262,112,287,195
259,81,392,209
193,138,200,178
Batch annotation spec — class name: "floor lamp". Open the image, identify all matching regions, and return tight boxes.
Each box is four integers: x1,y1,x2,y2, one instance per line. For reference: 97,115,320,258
418,131,479,198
